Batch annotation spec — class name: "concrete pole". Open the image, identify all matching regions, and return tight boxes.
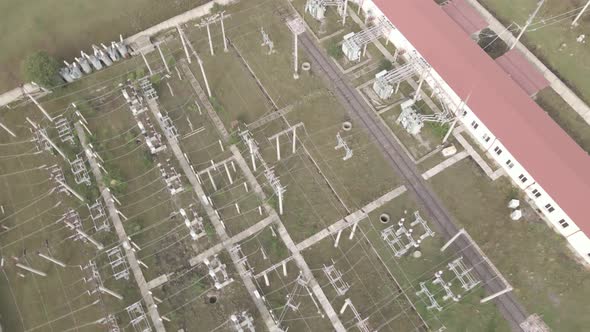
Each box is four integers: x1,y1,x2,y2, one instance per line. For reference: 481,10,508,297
221,12,228,52
224,162,233,184
573,0,590,26
156,44,170,74
76,229,104,250
413,71,426,102
140,52,153,76
394,82,401,94
26,92,53,122
235,203,240,214
442,116,459,144
276,136,281,161
16,263,47,276
283,261,288,276
0,121,16,137
480,287,513,303
38,253,66,267
38,130,68,161
334,229,342,248
293,32,299,80
440,228,465,252
206,22,214,55
292,127,297,154
278,187,284,215
177,25,192,64
342,0,348,26
207,169,217,191
357,0,364,14
55,179,85,202
99,286,124,300
349,222,358,240
511,0,545,50
197,57,212,98
340,299,351,314
248,140,257,171
264,273,270,286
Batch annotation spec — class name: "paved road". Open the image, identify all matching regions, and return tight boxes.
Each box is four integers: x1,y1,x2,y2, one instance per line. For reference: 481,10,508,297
298,32,528,331
76,124,165,332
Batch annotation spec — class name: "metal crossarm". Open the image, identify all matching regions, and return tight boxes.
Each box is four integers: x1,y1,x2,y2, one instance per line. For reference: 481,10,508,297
447,257,480,291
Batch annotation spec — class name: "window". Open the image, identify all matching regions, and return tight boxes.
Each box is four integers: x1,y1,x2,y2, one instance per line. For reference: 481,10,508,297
505,160,514,169
482,133,491,142
545,204,555,213
558,219,569,228
494,146,502,155
471,121,479,129
518,174,527,183
531,189,541,198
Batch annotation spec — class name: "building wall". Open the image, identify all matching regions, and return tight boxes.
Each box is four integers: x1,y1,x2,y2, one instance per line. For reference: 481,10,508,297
355,0,590,264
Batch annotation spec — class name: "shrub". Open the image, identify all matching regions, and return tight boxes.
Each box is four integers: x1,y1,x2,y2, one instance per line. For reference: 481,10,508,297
21,51,62,88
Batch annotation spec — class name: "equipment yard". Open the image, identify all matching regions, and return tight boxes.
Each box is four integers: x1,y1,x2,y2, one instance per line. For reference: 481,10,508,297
1,0,590,332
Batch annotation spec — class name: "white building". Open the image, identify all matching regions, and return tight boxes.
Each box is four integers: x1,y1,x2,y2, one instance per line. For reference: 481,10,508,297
355,0,590,264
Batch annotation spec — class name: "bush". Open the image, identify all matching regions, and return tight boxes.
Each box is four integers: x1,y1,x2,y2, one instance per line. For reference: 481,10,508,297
21,51,62,88
379,59,393,72
328,41,344,59
209,96,224,113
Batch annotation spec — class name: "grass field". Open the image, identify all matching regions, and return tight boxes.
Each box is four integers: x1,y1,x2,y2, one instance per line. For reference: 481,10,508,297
6,0,586,330
0,0,208,93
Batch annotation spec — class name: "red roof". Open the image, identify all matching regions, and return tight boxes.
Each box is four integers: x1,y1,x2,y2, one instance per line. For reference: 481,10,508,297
374,0,590,235
441,0,488,35
495,49,549,96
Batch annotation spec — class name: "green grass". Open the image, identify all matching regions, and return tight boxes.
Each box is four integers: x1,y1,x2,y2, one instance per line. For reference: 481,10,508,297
0,0,208,92
429,158,590,331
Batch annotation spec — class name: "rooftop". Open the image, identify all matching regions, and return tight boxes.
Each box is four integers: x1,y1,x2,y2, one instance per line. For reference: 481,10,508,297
374,0,590,235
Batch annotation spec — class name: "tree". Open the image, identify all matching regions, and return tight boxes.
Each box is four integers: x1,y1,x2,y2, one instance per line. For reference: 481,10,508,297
21,51,62,88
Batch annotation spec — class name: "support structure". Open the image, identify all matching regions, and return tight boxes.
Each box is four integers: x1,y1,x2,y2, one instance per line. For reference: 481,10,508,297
107,246,130,280
372,62,416,100
196,12,228,55
342,17,394,61
322,262,350,296
204,255,234,289
230,311,255,332
260,27,275,55
286,18,306,79
339,298,371,332
268,122,304,160
126,301,152,332
305,0,348,24
335,132,353,160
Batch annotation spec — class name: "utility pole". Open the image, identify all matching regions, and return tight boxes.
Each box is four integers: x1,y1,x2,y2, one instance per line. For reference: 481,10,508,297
511,0,545,50
221,11,228,52
177,24,192,64
572,0,590,26
342,0,348,26
155,43,170,74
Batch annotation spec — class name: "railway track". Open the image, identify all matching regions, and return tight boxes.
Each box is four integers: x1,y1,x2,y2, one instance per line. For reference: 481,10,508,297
298,32,528,331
